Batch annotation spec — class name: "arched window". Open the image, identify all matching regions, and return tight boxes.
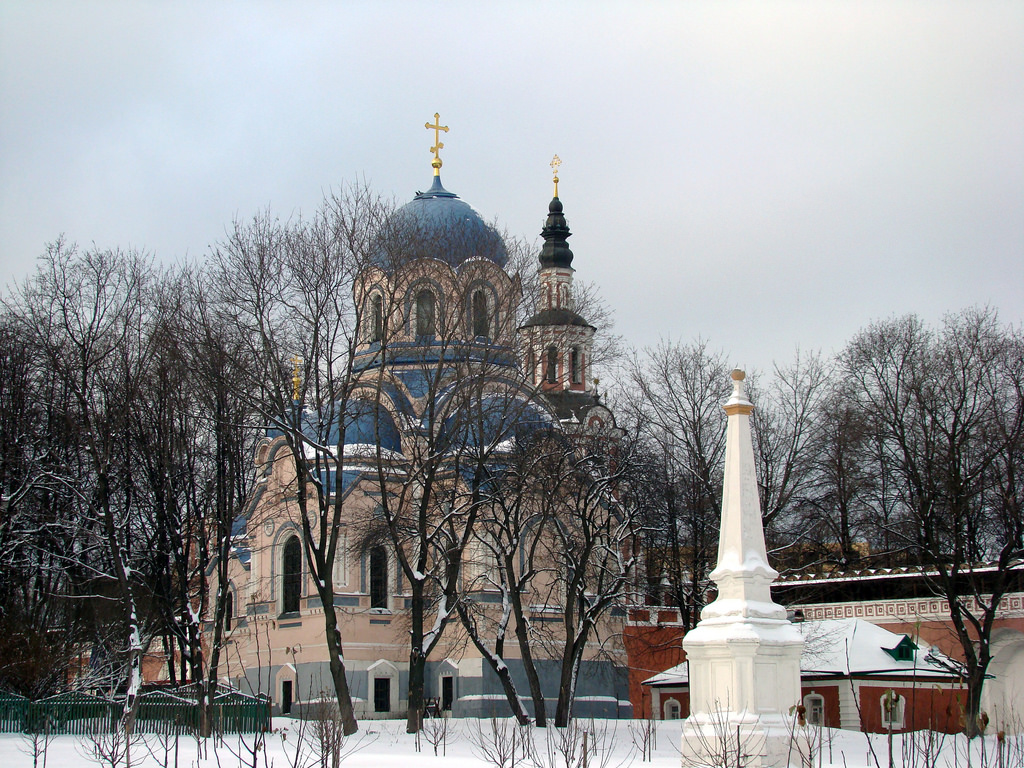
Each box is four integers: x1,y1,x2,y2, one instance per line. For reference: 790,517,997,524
416,290,436,336
545,346,558,384
472,290,489,339
570,347,582,384
369,546,388,609
664,698,681,720
804,693,825,726
224,590,233,632
282,536,302,614
370,295,383,342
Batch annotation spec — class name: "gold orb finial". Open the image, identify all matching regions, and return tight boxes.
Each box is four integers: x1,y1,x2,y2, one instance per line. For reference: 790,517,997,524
425,112,449,176
550,154,561,198
731,369,745,381
291,355,303,402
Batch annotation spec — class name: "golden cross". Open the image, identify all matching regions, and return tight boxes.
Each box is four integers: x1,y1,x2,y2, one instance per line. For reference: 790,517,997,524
291,355,303,402
425,112,449,175
550,154,561,197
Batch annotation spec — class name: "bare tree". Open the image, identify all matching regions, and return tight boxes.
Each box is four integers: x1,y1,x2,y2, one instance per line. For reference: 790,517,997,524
842,308,1024,735
747,350,828,553
459,427,558,726
7,241,159,731
793,379,876,568
524,426,640,727
0,312,84,697
622,339,729,629
352,219,537,732
209,186,394,735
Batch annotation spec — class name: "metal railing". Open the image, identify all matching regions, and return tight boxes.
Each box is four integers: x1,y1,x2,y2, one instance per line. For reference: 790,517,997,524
0,688,271,735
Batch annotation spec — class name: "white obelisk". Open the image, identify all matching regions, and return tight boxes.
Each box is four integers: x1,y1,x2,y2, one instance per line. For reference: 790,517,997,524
681,370,803,768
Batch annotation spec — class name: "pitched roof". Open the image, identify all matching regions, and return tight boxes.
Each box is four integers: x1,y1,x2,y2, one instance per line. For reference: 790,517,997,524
643,618,962,687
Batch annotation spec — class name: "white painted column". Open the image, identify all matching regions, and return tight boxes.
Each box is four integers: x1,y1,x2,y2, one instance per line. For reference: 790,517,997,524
681,370,804,768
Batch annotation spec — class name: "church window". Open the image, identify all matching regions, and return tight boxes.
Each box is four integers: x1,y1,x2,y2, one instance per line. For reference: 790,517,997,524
570,347,582,384
369,545,388,609
370,295,383,342
224,590,233,632
282,535,302,614
416,290,436,336
472,290,489,339
545,346,558,384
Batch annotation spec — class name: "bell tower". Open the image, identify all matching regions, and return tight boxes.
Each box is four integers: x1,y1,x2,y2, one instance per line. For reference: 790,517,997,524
519,157,596,394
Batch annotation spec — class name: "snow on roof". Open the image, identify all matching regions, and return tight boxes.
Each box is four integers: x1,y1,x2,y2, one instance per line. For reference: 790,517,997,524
643,618,961,688
798,619,958,678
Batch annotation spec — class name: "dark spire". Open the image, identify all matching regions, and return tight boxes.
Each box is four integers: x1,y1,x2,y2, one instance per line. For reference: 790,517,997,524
538,196,574,269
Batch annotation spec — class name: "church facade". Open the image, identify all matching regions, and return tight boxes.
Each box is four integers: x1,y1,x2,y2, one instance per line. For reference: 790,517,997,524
209,133,630,721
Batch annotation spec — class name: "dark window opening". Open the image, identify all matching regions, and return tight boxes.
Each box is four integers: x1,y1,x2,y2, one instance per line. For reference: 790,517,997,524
442,676,454,711
374,677,391,713
282,680,293,715
282,536,302,614
545,346,558,384
416,290,436,336
570,347,582,384
472,290,489,339
369,546,388,609
224,591,233,632
370,295,383,342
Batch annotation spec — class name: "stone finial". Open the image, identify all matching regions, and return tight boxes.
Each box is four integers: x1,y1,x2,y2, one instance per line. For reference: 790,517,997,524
724,368,753,415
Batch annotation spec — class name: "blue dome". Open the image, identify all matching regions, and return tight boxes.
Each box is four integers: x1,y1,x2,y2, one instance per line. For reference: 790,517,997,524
374,176,508,269
305,400,402,454
440,395,550,450
340,400,402,452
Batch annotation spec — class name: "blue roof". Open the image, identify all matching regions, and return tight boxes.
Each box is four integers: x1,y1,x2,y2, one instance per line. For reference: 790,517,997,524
292,400,403,454
373,175,507,269
441,395,550,450
316,469,365,497
338,400,402,452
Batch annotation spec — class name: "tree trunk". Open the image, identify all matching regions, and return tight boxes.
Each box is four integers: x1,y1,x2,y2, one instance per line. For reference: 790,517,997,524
554,624,589,727
553,649,577,728
963,666,988,738
510,588,546,726
406,648,426,733
323,608,359,735
455,601,530,725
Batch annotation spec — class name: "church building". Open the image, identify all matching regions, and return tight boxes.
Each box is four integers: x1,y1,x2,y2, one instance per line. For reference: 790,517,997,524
210,119,628,721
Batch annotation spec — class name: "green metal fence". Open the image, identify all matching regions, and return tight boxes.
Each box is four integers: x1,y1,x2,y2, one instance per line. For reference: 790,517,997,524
134,690,199,735
0,688,271,735
0,691,28,733
25,692,117,735
212,689,272,734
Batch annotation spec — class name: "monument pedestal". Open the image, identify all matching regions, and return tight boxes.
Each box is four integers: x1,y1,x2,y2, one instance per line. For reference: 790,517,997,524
682,617,802,767
680,371,803,768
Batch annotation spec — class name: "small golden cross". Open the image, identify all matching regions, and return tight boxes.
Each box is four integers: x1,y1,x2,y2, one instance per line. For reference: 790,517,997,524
291,355,303,402
425,112,449,175
550,154,561,197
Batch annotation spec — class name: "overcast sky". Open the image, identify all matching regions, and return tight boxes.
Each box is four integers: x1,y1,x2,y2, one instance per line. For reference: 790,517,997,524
2,1,1021,375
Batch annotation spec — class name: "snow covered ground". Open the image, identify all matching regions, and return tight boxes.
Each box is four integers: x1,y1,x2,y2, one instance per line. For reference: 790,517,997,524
0,717,1020,767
